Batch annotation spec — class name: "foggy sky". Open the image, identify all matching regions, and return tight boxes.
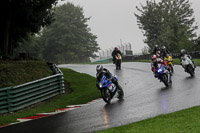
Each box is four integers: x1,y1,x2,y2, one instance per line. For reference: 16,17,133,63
58,0,200,54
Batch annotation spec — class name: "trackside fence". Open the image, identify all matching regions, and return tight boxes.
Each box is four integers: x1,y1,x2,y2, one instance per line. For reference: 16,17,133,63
0,64,64,115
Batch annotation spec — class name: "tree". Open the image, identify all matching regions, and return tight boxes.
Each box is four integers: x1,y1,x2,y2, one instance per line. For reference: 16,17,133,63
13,33,43,59
0,0,57,57
135,0,198,53
38,3,99,63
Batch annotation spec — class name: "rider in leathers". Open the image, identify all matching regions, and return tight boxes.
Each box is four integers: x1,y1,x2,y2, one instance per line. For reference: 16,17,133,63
152,44,161,58
96,65,119,88
111,47,122,64
151,54,167,77
179,49,196,69
160,45,170,59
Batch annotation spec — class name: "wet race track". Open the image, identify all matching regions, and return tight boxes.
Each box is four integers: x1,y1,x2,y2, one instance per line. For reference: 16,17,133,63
1,62,200,133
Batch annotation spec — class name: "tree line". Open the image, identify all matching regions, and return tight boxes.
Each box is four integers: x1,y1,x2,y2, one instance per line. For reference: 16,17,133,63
1,0,200,63
135,0,200,53
0,1,99,63
14,3,99,63
0,0,57,57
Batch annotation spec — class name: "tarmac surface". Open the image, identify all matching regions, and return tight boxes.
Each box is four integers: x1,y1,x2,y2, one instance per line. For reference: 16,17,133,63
1,62,200,133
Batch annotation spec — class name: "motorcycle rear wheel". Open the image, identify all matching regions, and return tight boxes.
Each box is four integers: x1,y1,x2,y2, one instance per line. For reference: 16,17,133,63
117,85,124,99
115,60,121,70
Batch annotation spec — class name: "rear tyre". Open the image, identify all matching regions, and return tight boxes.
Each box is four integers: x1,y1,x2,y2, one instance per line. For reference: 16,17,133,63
115,60,121,70
117,85,124,99
119,60,121,70
115,62,118,70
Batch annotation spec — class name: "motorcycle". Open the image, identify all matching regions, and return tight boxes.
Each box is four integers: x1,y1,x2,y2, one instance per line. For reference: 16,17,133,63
154,63,172,87
163,54,174,73
180,54,195,76
96,75,124,103
115,54,122,70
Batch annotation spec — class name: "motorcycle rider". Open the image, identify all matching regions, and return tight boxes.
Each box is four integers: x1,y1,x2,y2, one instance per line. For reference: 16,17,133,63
161,45,170,59
96,64,119,87
152,44,161,58
151,54,167,77
179,49,196,68
111,47,122,64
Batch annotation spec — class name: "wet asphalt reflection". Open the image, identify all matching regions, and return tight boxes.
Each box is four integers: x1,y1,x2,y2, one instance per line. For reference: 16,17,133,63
1,62,200,133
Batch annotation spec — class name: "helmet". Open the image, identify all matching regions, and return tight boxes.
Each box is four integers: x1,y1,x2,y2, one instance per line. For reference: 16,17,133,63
180,49,185,54
151,54,157,62
115,47,118,50
154,44,160,51
161,45,166,50
96,64,103,73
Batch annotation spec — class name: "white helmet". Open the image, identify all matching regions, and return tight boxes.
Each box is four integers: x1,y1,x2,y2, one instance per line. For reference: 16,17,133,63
180,49,185,54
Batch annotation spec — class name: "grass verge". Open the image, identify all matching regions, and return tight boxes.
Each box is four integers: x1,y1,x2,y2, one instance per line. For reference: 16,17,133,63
0,68,100,125
96,105,200,133
0,61,52,88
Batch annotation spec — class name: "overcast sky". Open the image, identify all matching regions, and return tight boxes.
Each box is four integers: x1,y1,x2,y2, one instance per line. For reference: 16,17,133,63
58,0,200,54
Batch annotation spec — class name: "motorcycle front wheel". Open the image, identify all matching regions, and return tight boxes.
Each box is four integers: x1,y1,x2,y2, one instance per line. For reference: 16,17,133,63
161,74,169,86
101,88,111,103
188,65,194,76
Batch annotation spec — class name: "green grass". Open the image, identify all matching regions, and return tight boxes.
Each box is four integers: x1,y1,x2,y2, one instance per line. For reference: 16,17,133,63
193,59,200,66
0,68,100,125
166,58,200,66
96,106,200,133
0,61,52,88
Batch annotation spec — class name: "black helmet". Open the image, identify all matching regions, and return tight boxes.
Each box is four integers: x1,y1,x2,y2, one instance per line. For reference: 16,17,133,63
180,49,185,54
96,64,103,73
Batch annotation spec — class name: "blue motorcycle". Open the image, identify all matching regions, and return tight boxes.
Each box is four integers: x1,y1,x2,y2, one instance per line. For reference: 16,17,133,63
96,75,124,103
154,63,172,87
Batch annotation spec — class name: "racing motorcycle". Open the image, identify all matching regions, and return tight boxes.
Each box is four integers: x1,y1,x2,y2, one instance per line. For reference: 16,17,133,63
180,54,195,76
163,54,174,73
96,75,124,103
154,63,172,87
115,53,122,70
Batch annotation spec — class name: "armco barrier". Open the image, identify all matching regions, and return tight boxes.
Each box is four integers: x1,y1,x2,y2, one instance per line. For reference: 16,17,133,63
0,64,64,115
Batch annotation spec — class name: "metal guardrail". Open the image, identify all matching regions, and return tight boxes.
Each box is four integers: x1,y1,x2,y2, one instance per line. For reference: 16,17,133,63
0,64,64,114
